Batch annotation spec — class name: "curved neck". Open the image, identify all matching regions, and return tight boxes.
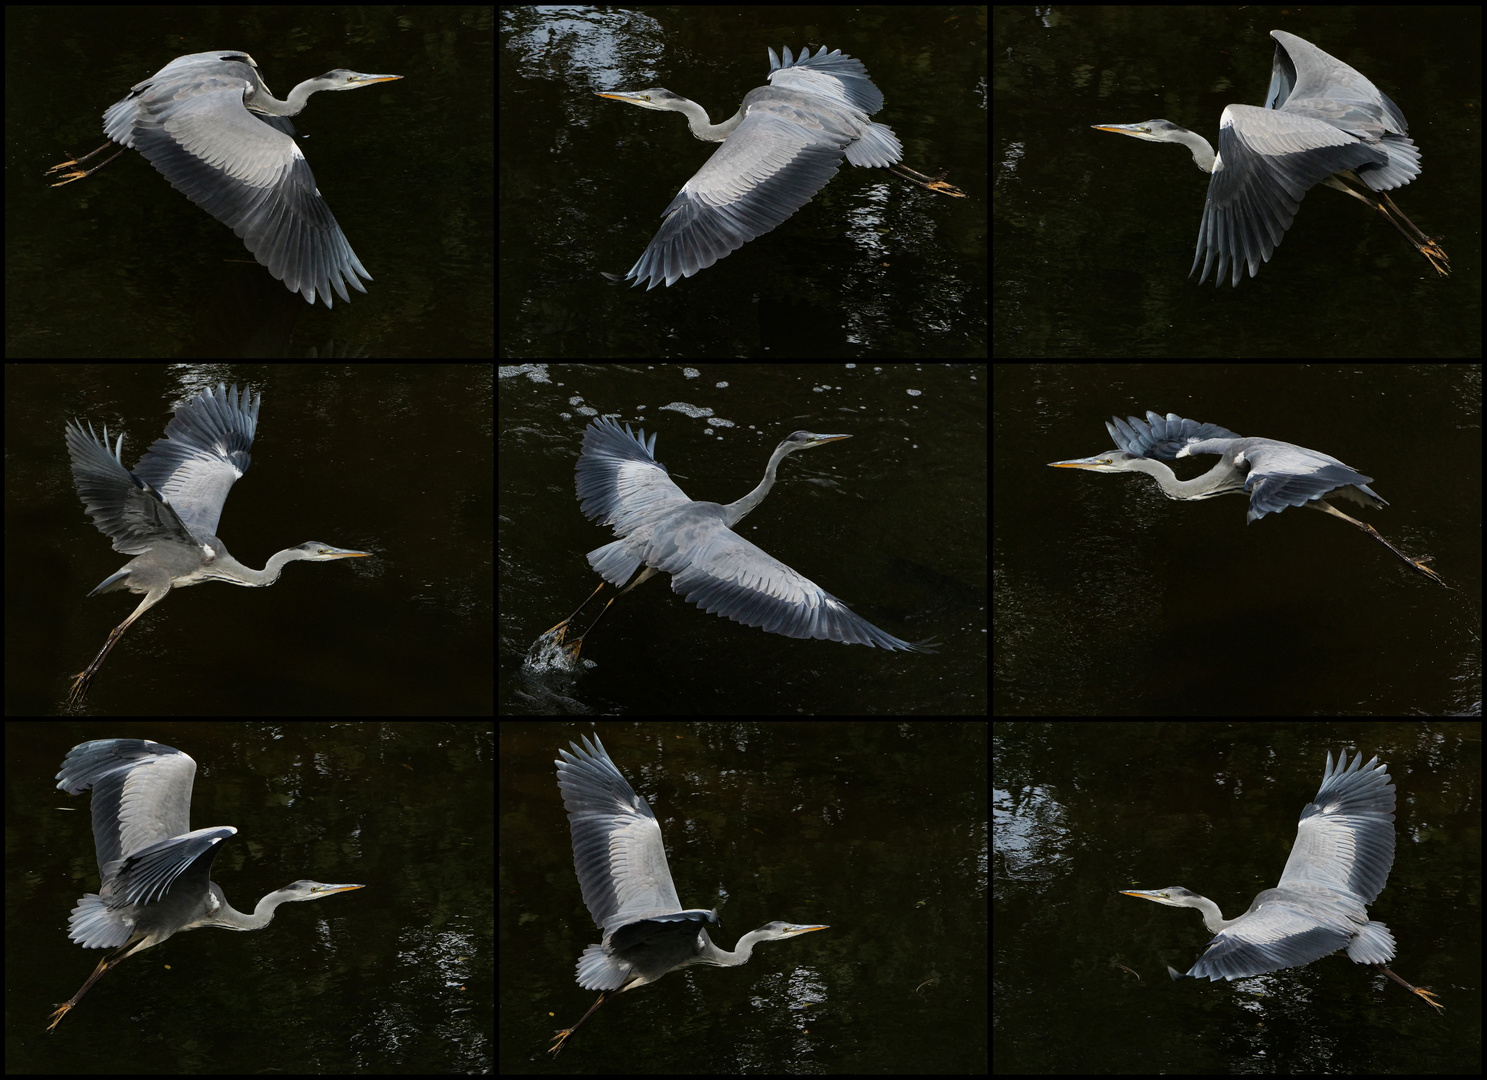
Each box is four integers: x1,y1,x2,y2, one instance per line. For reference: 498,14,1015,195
1123,456,1244,501
252,78,329,117
202,547,312,587
695,928,764,967
722,442,794,524
1169,127,1217,173
210,887,302,930
672,97,747,142
1185,894,1233,934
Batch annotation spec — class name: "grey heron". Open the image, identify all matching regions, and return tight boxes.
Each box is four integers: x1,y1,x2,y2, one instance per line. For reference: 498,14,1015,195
64,383,372,704
1091,30,1450,285
47,50,402,306
1119,750,1442,1013
595,45,963,289
549,734,827,1055
545,417,934,656
48,738,363,1031
1048,410,1444,585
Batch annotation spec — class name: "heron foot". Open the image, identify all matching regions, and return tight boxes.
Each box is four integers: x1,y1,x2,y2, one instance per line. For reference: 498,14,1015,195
1412,985,1446,1013
1351,521,1447,587
1403,554,1447,587
66,669,94,706
1375,963,1445,1013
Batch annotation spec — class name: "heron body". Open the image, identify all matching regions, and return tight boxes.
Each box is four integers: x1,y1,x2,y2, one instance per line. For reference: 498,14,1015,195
549,735,827,1054
1092,30,1449,285
1118,751,1441,1012
48,50,402,305
548,416,931,655
1049,410,1444,585
47,738,363,1031
64,383,372,703
596,46,908,288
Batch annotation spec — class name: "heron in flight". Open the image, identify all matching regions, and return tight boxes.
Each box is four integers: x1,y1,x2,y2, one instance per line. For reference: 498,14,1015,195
549,734,827,1055
1049,410,1444,585
48,738,363,1031
1119,751,1443,1013
595,45,963,289
64,383,372,704
546,416,933,656
1091,30,1449,285
48,50,402,306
